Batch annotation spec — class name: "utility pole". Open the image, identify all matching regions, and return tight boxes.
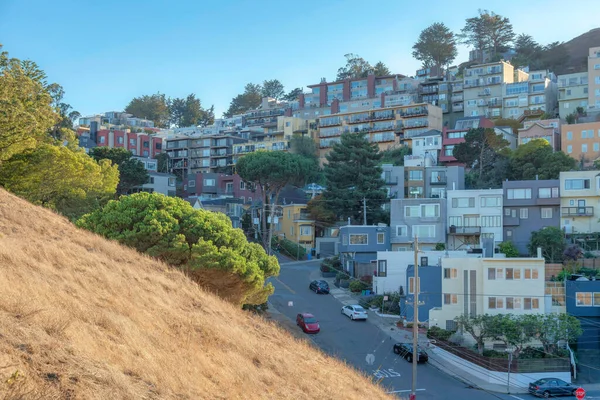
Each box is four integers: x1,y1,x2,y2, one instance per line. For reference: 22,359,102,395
411,235,419,400
363,197,367,225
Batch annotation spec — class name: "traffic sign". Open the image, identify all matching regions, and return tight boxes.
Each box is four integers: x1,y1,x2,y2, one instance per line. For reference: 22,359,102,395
575,387,586,400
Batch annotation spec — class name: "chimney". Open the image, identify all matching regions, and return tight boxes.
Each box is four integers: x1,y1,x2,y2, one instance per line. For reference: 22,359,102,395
536,174,539,180
452,182,456,190
347,217,351,225
537,247,542,258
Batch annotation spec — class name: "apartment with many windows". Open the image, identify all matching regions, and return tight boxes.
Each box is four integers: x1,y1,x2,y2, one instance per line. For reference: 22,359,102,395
446,189,503,253
561,121,600,165
560,171,600,235
588,46,600,110
502,69,558,120
429,255,546,331
502,180,560,256
557,72,588,119
389,198,447,251
272,204,316,253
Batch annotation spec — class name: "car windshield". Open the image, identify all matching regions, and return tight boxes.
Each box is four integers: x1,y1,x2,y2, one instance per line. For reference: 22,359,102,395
304,317,317,323
318,282,328,287
353,306,365,312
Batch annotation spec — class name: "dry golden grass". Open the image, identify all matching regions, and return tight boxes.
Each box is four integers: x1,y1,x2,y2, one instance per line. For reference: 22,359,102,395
0,189,393,400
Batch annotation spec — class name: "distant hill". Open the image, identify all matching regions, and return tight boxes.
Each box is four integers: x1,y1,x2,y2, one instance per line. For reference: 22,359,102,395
0,189,393,400
561,28,600,74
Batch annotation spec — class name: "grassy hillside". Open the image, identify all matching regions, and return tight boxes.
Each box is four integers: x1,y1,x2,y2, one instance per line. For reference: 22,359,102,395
0,189,393,400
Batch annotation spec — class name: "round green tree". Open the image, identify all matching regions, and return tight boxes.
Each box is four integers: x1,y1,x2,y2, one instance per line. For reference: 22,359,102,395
76,192,280,306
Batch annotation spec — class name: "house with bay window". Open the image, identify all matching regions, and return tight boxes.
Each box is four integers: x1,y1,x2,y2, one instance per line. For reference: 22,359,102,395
338,224,390,278
560,171,600,240
389,198,447,251
446,189,503,254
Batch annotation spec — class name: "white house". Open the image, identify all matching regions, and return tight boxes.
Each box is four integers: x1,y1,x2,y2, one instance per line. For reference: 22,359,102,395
140,172,176,196
373,250,479,295
446,189,503,254
429,251,546,331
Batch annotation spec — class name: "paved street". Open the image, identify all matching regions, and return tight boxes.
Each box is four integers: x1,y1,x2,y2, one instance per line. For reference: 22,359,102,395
268,262,600,400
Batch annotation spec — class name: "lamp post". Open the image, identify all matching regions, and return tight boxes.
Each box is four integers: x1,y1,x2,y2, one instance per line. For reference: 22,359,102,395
411,235,419,400
506,347,515,394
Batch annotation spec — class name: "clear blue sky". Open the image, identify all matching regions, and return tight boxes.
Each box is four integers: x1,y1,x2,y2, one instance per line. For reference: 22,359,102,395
1,0,598,119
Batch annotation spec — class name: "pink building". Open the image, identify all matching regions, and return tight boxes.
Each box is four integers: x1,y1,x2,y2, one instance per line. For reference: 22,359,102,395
518,119,561,151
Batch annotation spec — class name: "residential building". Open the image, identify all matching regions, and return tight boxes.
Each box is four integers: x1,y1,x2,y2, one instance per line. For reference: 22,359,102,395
439,117,495,165
135,157,158,172
588,46,600,110
338,225,391,278
518,119,561,150
373,250,481,298
502,179,561,256
502,69,558,120
272,204,316,253
565,279,600,350
137,172,176,196
94,128,163,158
561,121,600,165
404,130,442,166
389,198,447,251
428,253,546,330
194,197,245,229
446,189,504,253
78,111,155,129
557,72,588,119
381,164,465,203
463,61,524,119
186,173,262,207
313,103,443,165
559,171,600,237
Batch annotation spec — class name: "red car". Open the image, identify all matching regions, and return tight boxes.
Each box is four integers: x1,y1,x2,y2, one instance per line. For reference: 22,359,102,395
296,313,320,334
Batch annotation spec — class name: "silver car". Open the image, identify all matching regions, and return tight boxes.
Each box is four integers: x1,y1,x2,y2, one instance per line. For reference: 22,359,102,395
341,305,368,320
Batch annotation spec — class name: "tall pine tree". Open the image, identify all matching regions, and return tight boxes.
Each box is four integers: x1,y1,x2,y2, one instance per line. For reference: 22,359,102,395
322,133,387,224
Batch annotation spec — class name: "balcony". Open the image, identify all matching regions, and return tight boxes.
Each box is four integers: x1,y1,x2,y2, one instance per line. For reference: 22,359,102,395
399,107,428,118
210,149,232,157
430,175,447,185
452,104,463,112
488,99,502,107
293,212,312,221
451,94,463,102
562,207,594,217
448,226,481,235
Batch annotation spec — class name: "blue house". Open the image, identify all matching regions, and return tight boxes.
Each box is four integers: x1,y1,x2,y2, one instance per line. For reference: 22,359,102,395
565,280,600,350
405,263,442,322
338,225,390,278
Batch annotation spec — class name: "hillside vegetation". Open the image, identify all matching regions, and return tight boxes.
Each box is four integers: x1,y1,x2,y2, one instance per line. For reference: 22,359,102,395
0,189,392,400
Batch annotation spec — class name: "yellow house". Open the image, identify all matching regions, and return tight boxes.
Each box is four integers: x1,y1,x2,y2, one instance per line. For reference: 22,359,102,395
273,204,315,252
559,170,600,235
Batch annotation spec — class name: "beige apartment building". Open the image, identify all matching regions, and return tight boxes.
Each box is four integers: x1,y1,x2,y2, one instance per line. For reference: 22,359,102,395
557,72,589,119
518,118,561,150
463,61,529,119
315,103,443,165
502,70,557,120
588,46,600,110
561,121,600,165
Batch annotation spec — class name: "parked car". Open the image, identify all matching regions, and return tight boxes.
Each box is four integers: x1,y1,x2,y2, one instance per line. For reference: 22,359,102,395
528,378,578,398
341,305,368,320
309,280,330,294
393,343,429,363
296,313,320,334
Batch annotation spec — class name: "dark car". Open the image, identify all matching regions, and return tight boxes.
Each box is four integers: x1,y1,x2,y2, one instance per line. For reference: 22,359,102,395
528,378,578,398
296,313,320,334
309,280,330,294
393,343,428,363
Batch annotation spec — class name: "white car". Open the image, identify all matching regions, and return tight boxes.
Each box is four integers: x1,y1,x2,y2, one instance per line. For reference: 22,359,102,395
341,305,368,320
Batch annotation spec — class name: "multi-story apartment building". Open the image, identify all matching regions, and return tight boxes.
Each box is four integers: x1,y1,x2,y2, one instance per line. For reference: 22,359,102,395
428,254,546,330
557,72,588,119
560,171,600,236
272,204,316,253
381,164,465,202
389,198,447,251
446,189,503,253
79,111,155,129
137,172,177,196
463,61,525,119
518,119,561,150
502,69,558,120
314,103,443,165
561,121,600,165
502,179,561,256
95,128,163,158
404,130,442,166
439,117,495,165
186,173,262,206
588,46,600,110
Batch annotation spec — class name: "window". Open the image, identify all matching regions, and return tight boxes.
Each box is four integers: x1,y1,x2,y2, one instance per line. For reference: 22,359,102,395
595,143,599,152
524,268,539,279
520,208,529,219
513,298,522,309
582,130,588,139
488,297,499,309
444,294,458,305
203,179,215,186
565,179,590,190
504,208,511,216
396,225,408,236
248,196,252,203
188,179,196,188
506,268,514,280
541,208,553,219
117,136,124,144
409,277,420,294
567,145,572,153
240,181,245,190
480,197,501,207
507,188,532,199
481,216,501,227
487,268,496,280
538,187,559,198
377,232,385,244
524,298,539,310
506,297,514,309
168,177,176,187
496,268,504,279
421,204,440,217
595,293,600,306
452,197,475,208
408,170,423,181
377,260,387,277
99,136,106,144
413,225,435,238
448,216,462,226
405,206,420,217
576,292,592,306
464,215,479,227
349,234,368,245
129,138,136,146
300,226,312,236
582,144,588,153
506,230,512,237
342,235,348,245
444,268,458,279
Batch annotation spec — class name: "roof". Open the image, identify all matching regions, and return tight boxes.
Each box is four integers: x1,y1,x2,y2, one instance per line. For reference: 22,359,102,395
409,129,442,139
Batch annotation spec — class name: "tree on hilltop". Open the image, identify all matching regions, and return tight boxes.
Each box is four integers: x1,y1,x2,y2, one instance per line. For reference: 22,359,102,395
412,22,458,68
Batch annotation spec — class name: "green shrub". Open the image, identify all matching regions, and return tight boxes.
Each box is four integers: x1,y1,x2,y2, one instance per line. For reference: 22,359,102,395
577,267,599,277
336,272,350,281
405,322,426,329
435,243,445,251
320,263,332,273
427,326,454,341
275,237,306,260
360,275,373,286
483,349,507,358
368,295,384,307
584,251,596,259
349,280,368,293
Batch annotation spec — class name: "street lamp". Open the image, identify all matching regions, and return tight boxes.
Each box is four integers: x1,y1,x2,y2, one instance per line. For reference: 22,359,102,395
506,346,515,394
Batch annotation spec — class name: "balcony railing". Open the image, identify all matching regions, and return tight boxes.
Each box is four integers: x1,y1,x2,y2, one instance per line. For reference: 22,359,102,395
448,226,481,235
562,207,594,217
430,175,447,185
452,104,464,112
293,212,312,221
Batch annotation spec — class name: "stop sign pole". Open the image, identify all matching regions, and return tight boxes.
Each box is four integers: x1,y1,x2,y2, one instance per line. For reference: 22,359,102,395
576,387,586,400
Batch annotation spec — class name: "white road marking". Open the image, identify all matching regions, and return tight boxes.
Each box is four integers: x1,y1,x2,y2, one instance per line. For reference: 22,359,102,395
372,368,401,379
387,389,426,393
365,354,375,365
